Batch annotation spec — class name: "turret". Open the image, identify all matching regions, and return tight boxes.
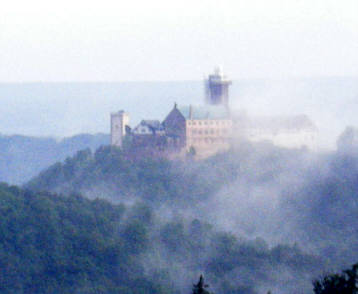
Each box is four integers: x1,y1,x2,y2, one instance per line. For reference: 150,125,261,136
205,67,232,107
110,110,129,147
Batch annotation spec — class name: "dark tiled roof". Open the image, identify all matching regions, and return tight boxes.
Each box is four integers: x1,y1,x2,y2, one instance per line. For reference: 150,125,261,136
141,120,162,129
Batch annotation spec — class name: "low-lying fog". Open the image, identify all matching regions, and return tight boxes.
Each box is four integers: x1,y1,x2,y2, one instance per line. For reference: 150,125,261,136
1,77,358,293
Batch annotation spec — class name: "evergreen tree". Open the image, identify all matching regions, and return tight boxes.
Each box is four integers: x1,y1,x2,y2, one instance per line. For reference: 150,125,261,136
313,263,358,294
192,275,211,294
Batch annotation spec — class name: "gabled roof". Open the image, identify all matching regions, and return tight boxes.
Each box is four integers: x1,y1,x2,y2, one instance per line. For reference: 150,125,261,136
178,105,230,120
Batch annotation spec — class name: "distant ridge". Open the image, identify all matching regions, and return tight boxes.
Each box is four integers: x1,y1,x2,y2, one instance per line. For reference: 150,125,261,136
0,77,357,148
0,133,109,185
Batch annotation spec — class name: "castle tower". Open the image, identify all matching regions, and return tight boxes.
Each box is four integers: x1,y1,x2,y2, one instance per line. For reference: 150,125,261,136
205,67,232,106
111,110,129,147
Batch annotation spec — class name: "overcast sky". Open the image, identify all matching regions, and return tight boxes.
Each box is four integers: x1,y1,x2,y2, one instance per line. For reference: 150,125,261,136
1,0,357,82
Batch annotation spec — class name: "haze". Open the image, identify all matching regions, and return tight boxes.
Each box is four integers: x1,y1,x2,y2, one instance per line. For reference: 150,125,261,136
1,0,357,82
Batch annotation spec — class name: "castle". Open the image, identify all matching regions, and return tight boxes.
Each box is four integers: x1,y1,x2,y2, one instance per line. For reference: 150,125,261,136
111,68,318,157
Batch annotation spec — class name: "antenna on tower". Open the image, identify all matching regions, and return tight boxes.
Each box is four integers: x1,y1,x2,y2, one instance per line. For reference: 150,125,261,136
204,67,232,107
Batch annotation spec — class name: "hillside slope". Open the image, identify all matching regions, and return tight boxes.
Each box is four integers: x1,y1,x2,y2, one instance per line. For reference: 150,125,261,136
0,182,323,294
25,139,358,292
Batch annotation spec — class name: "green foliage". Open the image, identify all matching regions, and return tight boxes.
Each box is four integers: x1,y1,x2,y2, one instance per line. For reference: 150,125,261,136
313,263,358,294
27,144,246,208
0,183,168,294
187,146,197,160
22,143,342,293
0,180,326,294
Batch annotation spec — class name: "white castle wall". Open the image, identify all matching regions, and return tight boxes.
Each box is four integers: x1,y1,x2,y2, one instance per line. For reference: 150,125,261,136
110,111,129,147
245,128,318,150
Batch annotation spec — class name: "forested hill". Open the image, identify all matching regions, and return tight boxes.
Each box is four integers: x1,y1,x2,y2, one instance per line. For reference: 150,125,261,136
26,144,239,204
0,133,109,184
26,142,315,206
0,182,323,294
26,142,358,293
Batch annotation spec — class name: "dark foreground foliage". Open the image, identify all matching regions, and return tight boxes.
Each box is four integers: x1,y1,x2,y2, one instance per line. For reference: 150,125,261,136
313,263,358,294
192,275,211,294
0,182,324,294
0,183,166,294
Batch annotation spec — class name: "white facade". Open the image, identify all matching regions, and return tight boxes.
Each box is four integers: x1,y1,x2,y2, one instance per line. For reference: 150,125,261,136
110,111,129,147
132,124,153,135
132,120,165,136
233,114,318,150
245,128,318,150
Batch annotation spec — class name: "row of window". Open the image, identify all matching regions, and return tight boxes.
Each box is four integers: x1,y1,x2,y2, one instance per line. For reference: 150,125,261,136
189,137,229,144
191,129,229,135
187,120,231,126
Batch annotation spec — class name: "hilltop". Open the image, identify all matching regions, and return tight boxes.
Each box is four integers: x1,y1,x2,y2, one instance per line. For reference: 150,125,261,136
25,139,358,292
1,77,357,149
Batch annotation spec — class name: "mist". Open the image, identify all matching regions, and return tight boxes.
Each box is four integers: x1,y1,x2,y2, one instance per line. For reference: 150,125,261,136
1,77,357,149
22,123,358,293
1,0,358,292
130,136,358,293
0,74,357,293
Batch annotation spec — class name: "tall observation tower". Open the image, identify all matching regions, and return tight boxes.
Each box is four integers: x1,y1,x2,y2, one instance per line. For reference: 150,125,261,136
205,67,232,107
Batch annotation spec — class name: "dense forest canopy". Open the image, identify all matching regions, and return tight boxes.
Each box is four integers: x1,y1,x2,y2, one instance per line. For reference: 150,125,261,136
23,137,358,293
0,183,324,294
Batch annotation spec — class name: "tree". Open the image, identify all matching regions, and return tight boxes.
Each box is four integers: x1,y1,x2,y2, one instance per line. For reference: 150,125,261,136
313,263,358,294
192,275,211,294
187,146,196,158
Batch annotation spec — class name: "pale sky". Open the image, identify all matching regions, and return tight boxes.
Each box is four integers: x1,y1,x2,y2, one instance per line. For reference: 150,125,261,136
1,0,357,82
